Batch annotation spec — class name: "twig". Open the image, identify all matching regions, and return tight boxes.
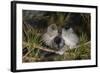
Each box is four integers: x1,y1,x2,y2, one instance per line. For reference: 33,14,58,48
23,48,33,59
23,41,90,57
22,42,56,59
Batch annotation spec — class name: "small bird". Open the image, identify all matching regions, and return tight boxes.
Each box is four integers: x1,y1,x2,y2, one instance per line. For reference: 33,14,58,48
42,24,79,55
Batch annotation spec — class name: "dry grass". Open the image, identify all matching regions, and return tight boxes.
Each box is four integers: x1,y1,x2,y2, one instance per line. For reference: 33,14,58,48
22,12,91,62
22,26,91,62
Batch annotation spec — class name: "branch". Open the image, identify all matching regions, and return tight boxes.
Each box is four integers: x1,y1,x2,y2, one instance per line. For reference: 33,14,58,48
22,42,56,59
23,41,90,57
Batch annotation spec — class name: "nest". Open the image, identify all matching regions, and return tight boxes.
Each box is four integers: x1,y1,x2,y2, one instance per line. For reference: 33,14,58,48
22,12,91,62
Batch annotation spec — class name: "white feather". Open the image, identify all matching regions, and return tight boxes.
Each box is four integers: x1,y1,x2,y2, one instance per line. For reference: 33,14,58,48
42,24,79,55
42,25,57,47
62,28,79,49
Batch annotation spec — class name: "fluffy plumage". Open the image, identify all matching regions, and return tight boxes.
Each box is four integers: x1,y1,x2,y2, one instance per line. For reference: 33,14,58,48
42,24,79,55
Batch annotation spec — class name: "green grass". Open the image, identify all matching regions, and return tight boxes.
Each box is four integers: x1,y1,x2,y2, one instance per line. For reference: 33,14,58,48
22,25,91,62
22,12,91,62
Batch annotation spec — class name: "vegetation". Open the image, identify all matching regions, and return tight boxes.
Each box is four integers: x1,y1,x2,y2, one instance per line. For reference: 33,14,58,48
22,10,91,62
